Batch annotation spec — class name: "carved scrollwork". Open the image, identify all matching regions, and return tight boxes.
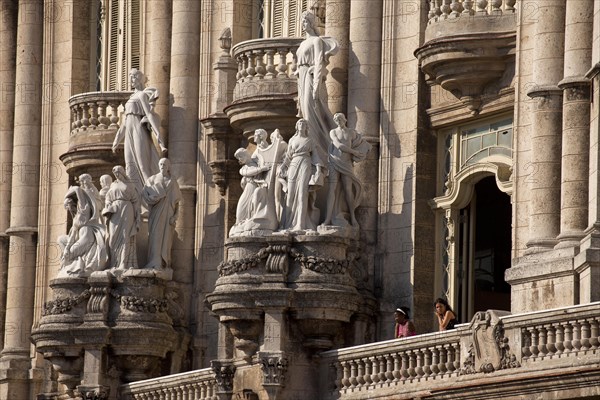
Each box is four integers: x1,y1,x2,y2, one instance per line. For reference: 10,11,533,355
87,286,111,314
211,360,236,392
290,248,348,274
42,290,91,316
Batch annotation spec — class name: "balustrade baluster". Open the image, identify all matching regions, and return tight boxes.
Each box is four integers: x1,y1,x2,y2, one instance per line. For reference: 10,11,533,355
555,323,565,355
291,52,298,76
265,49,276,79
450,0,463,18
408,350,417,379
70,106,78,132
241,54,249,81
530,328,540,357
452,343,460,371
80,104,90,131
440,0,452,19
431,346,440,376
590,319,599,350
369,357,379,385
199,382,206,399
434,0,443,21
87,102,98,129
505,0,516,13
350,360,358,388
537,326,548,357
423,349,432,378
74,105,83,130
546,324,557,356
428,0,437,23
490,0,502,14
97,100,109,129
415,349,424,378
108,101,120,129
463,0,475,15
378,355,386,383
254,50,266,79
439,345,448,374
392,353,402,382
476,0,488,15
564,323,573,354
400,352,410,380
581,319,591,351
363,358,373,386
446,344,456,372
246,52,257,80
357,359,366,388
277,49,288,78
341,361,351,390
385,354,394,383
572,321,582,352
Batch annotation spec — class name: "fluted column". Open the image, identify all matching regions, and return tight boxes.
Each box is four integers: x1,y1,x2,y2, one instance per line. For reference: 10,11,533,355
556,0,594,248
0,0,17,354
148,0,172,144
325,0,350,115
0,0,43,398
525,1,566,252
168,0,200,339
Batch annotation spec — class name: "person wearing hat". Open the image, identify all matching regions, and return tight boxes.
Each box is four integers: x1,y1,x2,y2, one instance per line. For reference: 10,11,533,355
394,307,416,338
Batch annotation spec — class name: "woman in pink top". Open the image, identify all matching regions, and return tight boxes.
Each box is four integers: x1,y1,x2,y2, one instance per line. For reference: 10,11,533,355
394,307,416,338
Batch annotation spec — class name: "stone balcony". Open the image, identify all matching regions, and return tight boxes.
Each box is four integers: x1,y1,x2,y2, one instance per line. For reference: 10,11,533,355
225,37,303,141
60,91,130,179
119,302,600,399
416,0,518,113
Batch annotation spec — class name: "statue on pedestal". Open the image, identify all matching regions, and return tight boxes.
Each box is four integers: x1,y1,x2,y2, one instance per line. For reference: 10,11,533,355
142,158,181,269
102,166,140,270
295,10,339,165
322,113,371,228
57,185,108,278
279,119,324,232
112,68,167,196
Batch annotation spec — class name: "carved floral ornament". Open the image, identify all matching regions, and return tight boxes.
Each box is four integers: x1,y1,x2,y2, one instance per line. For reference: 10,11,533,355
217,246,352,276
260,353,288,386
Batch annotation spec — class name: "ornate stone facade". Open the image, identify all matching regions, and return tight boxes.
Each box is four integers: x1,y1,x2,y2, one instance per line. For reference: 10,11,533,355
1,1,599,399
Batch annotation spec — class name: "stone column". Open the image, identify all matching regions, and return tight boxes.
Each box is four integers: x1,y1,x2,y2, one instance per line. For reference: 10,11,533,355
148,0,172,144
0,0,17,353
0,0,43,398
525,1,566,252
556,0,594,248
346,0,383,327
324,0,350,115
168,0,200,361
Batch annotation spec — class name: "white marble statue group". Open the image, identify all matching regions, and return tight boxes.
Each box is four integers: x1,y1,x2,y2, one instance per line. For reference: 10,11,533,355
229,11,371,238
57,68,181,279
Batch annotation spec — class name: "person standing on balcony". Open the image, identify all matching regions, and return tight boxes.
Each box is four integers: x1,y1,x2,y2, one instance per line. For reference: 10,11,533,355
394,307,416,338
112,69,167,199
434,298,458,331
295,10,339,165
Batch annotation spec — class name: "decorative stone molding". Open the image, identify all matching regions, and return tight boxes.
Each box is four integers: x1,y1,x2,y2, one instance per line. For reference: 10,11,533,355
461,310,520,375
211,360,236,393
217,247,269,276
259,352,288,386
264,244,290,275
42,290,90,316
290,248,350,274
118,295,168,314
76,385,110,400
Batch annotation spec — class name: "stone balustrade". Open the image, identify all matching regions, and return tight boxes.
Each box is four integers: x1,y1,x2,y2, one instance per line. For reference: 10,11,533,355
428,0,517,23
117,303,600,399
61,91,131,179
230,37,302,102
69,91,131,136
120,368,218,399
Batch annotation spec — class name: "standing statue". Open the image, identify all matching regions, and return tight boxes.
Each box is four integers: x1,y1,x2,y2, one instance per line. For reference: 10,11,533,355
98,174,113,206
112,68,167,196
322,113,371,227
78,173,103,223
229,148,277,237
142,158,182,269
57,186,108,278
295,10,339,165
102,166,140,270
279,119,324,232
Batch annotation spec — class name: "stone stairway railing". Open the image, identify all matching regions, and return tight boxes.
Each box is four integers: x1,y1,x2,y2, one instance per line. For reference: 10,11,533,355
120,367,218,399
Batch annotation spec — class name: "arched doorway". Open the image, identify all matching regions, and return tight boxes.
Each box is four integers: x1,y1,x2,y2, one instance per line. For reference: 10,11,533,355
456,176,511,321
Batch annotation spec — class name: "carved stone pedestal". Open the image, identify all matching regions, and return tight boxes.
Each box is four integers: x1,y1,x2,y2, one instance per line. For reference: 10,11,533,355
206,233,368,399
32,270,182,399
